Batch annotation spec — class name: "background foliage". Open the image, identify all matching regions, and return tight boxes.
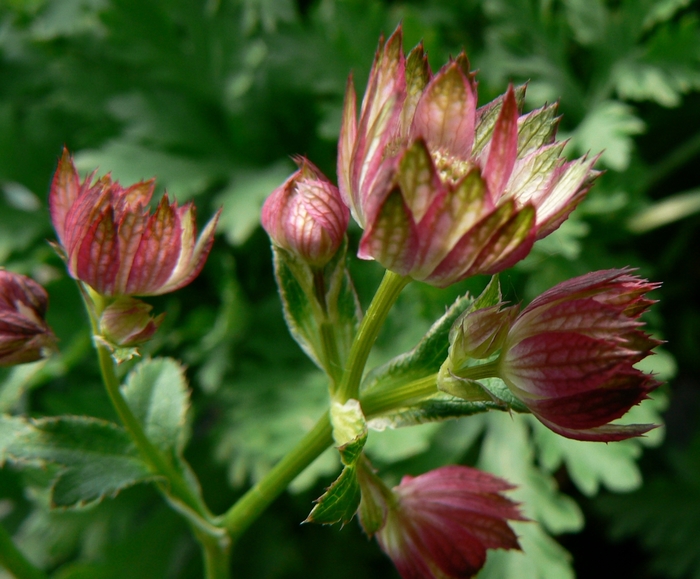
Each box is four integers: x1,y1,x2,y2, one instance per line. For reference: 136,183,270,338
0,0,698,577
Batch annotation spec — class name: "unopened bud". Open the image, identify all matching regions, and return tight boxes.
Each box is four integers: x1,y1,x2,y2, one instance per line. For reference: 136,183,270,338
262,158,349,268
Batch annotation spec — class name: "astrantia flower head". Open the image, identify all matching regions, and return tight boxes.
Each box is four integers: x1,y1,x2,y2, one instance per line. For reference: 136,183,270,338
339,26,598,287
262,157,349,267
50,148,220,297
358,464,524,579
0,270,56,366
483,269,661,441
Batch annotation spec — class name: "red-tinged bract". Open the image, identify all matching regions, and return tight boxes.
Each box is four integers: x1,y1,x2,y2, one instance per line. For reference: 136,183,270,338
262,158,349,267
496,269,662,441
339,26,598,287
360,465,524,579
49,148,220,297
0,270,56,366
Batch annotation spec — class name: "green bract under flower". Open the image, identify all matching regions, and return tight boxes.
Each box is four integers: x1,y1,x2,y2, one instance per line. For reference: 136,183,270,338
338,26,599,287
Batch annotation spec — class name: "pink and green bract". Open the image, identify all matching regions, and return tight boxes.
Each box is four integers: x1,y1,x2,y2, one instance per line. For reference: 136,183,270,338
338,25,598,287
0,270,55,366
365,465,524,579
497,268,662,441
49,148,220,297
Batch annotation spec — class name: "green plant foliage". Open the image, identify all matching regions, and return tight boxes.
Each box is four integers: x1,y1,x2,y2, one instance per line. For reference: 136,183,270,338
0,415,153,507
122,357,192,457
0,0,695,576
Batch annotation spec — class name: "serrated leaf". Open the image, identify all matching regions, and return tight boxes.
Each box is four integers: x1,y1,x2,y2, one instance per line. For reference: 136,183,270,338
572,101,645,171
362,292,474,393
305,464,361,526
74,142,220,200
532,418,642,496
216,161,295,245
122,357,191,456
479,413,583,535
1,415,153,507
563,0,608,46
479,520,575,579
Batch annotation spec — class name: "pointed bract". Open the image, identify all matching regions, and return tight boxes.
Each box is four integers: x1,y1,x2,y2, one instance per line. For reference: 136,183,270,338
49,149,220,297
338,26,599,287
493,269,663,441
359,465,524,579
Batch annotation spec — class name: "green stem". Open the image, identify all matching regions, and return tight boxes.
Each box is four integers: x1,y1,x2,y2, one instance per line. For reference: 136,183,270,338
221,412,333,541
361,373,439,417
335,271,410,403
0,524,48,579
222,271,409,543
196,530,232,579
79,286,227,578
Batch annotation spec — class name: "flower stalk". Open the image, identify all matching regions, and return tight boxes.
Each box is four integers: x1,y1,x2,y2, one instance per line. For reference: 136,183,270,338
335,270,410,403
81,287,229,578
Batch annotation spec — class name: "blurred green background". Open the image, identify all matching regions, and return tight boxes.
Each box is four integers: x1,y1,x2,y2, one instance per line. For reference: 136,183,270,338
0,0,699,577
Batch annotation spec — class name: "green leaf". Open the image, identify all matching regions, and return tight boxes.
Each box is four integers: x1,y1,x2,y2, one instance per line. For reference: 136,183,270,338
617,15,700,108
74,142,220,200
641,0,692,30
362,292,474,393
572,101,645,171
479,413,583,535
216,161,295,246
0,415,153,507
305,464,361,526
563,0,608,46
594,429,700,579
122,357,191,456
479,521,575,579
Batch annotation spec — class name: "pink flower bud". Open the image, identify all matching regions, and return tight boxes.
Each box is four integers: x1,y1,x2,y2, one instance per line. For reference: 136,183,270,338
0,270,56,366
496,269,662,441
261,158,349,267
99,297,164,347
359,465,524,579
339,26,598,287
49,148,220,297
